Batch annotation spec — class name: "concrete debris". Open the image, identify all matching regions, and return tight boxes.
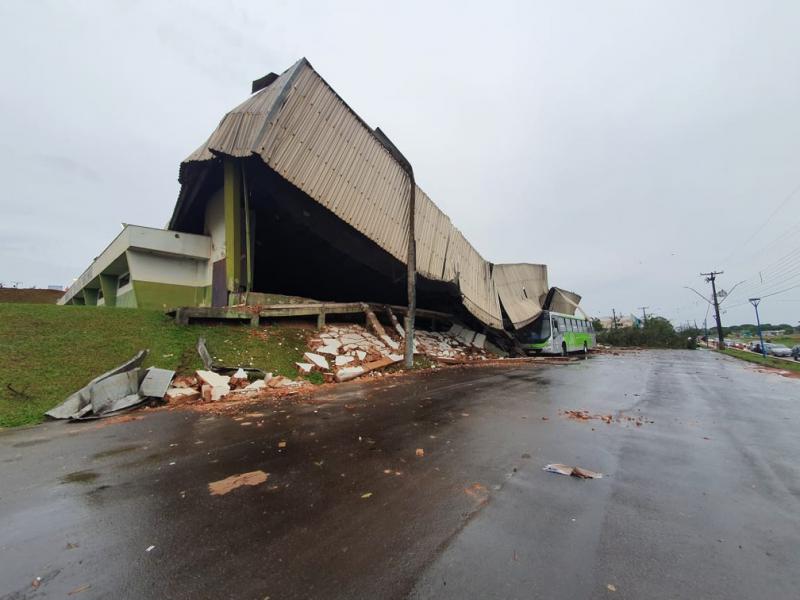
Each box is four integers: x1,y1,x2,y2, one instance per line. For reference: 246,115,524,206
317,345,341,356
196,370,230,388
335,366,366,382
306,322,495,384
243,379,267,391
296,362,314,373
543,463,603,479
202,384,231,402
303,352,330,370
165,387,202,402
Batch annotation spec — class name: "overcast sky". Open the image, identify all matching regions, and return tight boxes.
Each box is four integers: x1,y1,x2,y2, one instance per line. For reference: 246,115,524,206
2,0,799,326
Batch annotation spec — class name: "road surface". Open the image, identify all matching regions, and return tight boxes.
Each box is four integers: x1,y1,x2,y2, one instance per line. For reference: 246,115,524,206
1,350,798,599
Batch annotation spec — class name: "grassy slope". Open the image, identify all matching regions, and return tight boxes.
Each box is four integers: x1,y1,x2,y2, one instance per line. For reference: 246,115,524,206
0,289,63,304
0,304,312,428
719,348,800,373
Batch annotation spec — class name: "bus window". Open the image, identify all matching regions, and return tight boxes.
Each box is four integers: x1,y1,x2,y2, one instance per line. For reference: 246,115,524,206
579,321,586,332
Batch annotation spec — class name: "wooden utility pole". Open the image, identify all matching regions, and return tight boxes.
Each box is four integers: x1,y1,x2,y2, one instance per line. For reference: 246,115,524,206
612,308,618,329
701,271,725,349
638,306,649,326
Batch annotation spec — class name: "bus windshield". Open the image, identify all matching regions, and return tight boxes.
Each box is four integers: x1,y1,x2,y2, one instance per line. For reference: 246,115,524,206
519,313,551,343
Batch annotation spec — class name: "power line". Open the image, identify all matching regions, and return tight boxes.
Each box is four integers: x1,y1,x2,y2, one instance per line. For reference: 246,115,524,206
718,181,800,267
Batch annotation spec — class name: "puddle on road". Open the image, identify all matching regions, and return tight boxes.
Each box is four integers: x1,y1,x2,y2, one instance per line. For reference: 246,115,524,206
92,445,140,460
12,438,50,448
60,470,99,484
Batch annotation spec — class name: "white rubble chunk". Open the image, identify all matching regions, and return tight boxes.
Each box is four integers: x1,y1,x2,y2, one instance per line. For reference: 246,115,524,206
295,362,314,373
472,333,486,349
356,350,367,361
196,370,230,387
232,367,248,380
380,335,400,350
387,353,404,363
335,355,355,366
210,384,230,401
394,323,406,338
335,366,366,382
243,379,267,391
303,352,330,370
165,387,200,401
448,324,464,337
317,345,340,356
457,328,477,346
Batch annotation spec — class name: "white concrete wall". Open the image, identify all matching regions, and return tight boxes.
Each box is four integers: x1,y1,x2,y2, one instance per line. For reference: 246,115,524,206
204,187,226,264
59,224,213,304
126,250,210,287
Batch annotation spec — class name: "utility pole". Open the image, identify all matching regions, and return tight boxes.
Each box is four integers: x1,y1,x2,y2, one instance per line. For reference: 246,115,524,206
748,298,767,357
701,271,725,349
612,308,618,329
638,306,649,326
374,127,416,369
703,318,709,347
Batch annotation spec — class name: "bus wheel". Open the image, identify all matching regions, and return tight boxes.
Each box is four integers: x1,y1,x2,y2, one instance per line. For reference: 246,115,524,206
561,342,567,357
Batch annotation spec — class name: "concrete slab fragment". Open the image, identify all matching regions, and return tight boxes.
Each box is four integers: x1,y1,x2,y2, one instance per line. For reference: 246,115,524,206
303,352,330,370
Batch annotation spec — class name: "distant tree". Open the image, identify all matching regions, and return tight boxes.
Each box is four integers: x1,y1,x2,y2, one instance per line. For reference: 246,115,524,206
592,318,604,332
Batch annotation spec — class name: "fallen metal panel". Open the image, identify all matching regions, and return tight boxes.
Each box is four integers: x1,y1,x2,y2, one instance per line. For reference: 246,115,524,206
545,287,584,317
139,367,175,398
89,370,140,415
45,350,148,419
494,263,550,329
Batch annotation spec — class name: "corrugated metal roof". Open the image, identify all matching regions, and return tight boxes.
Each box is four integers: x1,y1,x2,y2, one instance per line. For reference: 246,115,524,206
547,287,583,317
493,263,549,329
178,58,570,330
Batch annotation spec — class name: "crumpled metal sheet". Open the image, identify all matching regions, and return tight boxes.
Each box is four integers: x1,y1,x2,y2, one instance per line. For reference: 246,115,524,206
45,352,176,421
45,350,148,420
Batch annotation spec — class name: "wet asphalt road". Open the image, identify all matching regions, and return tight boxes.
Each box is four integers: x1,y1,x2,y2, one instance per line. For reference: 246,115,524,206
1,350,799,599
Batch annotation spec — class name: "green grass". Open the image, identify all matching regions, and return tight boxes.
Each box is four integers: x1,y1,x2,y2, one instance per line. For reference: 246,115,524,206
0,304,313,428
719,348,800,373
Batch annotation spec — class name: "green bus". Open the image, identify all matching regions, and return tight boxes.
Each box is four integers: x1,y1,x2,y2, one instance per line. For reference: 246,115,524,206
515,310,596,356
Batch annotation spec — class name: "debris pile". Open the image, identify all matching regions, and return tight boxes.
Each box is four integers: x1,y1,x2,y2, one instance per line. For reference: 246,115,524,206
301,322,494,382
560,409,653,426
163,367,305,405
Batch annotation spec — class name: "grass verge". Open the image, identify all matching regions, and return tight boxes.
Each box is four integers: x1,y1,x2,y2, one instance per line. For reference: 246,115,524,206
719,348,800,373
0,304,313,428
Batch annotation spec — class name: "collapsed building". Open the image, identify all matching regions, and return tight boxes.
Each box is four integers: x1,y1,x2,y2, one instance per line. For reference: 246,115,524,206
58,58,582,335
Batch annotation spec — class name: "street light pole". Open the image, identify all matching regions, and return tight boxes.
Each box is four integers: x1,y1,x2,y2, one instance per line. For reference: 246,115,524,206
749,298,767,357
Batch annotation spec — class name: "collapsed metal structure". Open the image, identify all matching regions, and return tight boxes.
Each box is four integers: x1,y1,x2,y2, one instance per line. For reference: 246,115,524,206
170,58,581,333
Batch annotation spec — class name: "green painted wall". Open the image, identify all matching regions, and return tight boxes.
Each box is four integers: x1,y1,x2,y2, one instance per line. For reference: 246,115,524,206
82,288,99,306
132,281,209,310
116,289,138,308
223,159,242,293
99,275,118,307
